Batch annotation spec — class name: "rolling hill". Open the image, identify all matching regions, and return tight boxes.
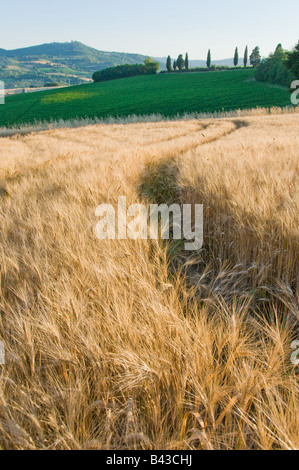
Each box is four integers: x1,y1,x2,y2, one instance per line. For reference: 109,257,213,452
0,41,248,88
0,69,292,128
0,41,158,88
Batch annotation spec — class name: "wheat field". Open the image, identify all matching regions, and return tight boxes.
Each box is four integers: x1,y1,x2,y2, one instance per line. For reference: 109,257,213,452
0,111,298,450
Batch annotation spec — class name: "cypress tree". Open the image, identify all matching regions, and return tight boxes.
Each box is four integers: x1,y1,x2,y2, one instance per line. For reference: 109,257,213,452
173,60,177,71
166,55,172,72
234,47,239,66
244,46,248,67
250,46,261,67
177,54,185,71
207,49,211,68
274,44,284,60
275,43,283,53
185,53,189,71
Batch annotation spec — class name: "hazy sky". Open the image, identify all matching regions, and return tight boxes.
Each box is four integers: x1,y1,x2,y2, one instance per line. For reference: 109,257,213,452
1,0,298,59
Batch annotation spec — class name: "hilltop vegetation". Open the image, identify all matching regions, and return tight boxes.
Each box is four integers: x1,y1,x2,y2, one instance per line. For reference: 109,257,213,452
0,69,292,128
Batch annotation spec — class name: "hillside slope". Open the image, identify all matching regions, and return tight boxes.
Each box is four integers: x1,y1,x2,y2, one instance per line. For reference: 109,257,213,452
0,69,292,128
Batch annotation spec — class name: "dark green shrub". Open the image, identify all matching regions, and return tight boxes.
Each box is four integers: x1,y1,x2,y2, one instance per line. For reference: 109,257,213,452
93,59,159,83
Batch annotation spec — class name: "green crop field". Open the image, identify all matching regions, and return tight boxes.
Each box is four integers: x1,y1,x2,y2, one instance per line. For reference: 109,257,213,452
0,69,292,127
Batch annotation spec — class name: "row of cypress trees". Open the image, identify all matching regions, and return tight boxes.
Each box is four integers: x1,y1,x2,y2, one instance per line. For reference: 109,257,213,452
166,46,261,71
166,54,189,72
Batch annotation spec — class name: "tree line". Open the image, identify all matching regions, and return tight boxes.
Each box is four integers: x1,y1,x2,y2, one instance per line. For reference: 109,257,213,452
92,58,159,83
166,46,262,72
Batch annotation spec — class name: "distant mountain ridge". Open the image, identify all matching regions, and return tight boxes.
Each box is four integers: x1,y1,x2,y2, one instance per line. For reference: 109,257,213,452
0,41,243,88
